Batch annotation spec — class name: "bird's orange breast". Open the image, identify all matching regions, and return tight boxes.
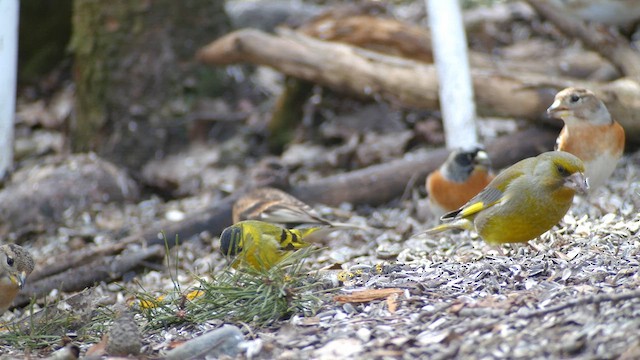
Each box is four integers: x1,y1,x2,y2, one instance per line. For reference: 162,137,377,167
427,169,494,212
0,280,19,311
557,121,625,162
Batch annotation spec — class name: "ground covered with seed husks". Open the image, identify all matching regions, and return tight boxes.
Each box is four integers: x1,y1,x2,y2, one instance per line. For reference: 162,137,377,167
141,153,640,360
239,154,640,360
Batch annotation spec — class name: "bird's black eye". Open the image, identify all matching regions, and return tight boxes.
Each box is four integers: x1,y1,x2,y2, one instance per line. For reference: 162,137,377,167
6,257,14,267
557,164,569,177
570,94,580,103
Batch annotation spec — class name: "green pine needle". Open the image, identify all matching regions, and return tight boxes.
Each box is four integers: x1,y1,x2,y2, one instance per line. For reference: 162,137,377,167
137,246,332,329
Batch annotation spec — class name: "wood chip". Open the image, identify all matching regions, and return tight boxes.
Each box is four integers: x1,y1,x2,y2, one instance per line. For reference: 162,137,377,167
386,292,400,313
334,288,404,303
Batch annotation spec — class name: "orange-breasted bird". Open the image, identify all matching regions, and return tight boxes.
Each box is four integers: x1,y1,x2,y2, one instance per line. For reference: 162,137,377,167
0,244,35,314
426,147,494,217
418,151,589,245
547,87,625,191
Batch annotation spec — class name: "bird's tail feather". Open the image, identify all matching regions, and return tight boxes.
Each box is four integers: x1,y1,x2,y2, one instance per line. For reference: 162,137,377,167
412,219,474,238
327,222,372,232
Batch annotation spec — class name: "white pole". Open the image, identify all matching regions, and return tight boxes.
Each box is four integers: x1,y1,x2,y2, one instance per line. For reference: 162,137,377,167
426,0,478,150
0,0,18,178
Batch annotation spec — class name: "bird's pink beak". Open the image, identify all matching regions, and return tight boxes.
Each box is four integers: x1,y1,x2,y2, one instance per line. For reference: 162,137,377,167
547,100,568,118
9,271,27,289
564,172,589,194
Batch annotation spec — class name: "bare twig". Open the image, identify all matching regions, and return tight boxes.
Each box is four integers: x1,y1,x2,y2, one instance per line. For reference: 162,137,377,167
519,290,640,319
15,245,164,307
197,28,640,140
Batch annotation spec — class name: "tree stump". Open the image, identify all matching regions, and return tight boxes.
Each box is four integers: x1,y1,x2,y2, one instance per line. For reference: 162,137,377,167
72,0,230,171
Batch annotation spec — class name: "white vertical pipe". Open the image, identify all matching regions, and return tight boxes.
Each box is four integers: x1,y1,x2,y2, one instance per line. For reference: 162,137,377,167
0,0,18,178
426,0,478,150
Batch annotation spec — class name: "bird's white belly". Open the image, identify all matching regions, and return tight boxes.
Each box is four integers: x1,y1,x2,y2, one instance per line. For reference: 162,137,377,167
585,151,620,190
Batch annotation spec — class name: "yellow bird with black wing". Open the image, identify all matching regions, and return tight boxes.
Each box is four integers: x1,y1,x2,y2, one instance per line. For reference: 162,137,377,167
419,151,589,245
220,220,319,271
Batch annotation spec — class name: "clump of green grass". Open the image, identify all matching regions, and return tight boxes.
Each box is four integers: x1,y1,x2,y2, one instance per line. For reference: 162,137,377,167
2,235,333,354
136,246,332,330
0,298,79,351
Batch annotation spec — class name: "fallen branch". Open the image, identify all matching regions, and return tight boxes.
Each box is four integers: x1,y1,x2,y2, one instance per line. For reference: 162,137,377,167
197,28,640,141
292,126,557,206
29,243,124,282
300,13,614,80
198,28,558,119
519,289,640,319
15,245,164,307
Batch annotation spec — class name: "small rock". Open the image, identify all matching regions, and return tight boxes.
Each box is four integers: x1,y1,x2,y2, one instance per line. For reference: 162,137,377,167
106,310,142,356
314,338,363,360
164,325,244,360
356,327,372,342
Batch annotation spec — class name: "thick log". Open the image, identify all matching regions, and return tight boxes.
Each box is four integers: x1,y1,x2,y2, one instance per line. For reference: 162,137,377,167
0,154,140,240
15,246,164,307
291,126,557,206
144,193,238,247
197,28,640,142
28,241,132,282
299,14,433,63
197,29,561,117
300,13,614,80
291,147,448,207
72,0,230,171
485,126,557,168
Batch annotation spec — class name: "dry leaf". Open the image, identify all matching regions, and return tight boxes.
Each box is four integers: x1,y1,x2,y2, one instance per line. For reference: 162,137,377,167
85,334,108,356
386,292,399,313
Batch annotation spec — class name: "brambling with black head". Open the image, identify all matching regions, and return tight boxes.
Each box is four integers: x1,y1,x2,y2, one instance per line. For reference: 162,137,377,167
547,87,625,191
418,151,588,245
0,244,35,314
426,147,495,217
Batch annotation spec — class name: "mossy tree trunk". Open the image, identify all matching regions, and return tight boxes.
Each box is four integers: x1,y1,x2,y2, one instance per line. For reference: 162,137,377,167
72,0,230,171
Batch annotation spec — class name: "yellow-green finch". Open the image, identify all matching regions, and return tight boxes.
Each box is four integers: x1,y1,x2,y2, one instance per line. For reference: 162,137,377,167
419,151,589,245
220,220,319,271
